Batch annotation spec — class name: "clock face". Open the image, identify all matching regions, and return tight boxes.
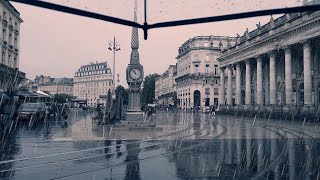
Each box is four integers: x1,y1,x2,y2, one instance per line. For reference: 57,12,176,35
129,68,141,80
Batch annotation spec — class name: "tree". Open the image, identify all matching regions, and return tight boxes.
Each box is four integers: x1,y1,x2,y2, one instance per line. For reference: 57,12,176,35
115,85,129,105
141,73,160,105
54,93,73,104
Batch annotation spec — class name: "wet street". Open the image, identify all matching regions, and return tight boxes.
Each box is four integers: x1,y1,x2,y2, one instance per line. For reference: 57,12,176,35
0,109,319,180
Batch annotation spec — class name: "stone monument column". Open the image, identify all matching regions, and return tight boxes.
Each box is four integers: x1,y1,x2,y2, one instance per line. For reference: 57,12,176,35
227,65,233,106
303,40,313,106
235,63,241,106
256,56,263,106
219,67,225,106
245,60,251,106
269,51,277,105
125,0,144,121
284,46,292,106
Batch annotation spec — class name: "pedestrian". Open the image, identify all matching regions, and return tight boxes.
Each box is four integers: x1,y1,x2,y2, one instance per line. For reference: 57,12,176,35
211,106,216,116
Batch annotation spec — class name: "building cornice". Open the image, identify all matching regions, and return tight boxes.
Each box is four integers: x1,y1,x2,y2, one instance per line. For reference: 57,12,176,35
1,0,23,23
218,11,320,66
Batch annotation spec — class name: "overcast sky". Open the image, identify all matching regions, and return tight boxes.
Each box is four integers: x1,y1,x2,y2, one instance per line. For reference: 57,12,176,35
12,0,301,87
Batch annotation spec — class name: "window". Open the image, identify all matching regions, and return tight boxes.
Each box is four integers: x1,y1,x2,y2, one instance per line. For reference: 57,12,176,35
205,64,209,75
205,98,210,106
204,42,209,47
9,33,12,45
9,17,12,25
205,88,210,95
300,84,304,105
8,53,11,66
214,88,219,95
2,29,6,40
195,64,199,67
213,65,218,74
3,12,6,20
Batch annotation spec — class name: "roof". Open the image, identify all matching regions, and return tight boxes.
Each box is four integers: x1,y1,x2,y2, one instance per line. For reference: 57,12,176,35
2,0,23,23
52,77,74,84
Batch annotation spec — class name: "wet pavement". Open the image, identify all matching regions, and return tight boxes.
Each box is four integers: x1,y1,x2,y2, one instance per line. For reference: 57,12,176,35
0,109,319,179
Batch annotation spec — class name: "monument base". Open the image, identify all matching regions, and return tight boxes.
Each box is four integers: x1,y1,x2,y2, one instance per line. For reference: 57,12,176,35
125,111,144,121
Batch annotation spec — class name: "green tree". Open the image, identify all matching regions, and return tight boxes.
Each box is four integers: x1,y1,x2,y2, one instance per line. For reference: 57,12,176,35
115,85,129,105
54,93,73,104
141,73,160,105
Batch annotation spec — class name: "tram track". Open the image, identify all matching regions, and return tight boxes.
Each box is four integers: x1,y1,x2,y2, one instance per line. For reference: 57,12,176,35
49,121,227,180
0,114,213,176
0,113,194,166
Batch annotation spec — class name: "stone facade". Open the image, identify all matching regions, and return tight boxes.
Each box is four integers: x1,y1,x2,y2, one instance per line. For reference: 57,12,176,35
0,0,24,94
155,65,177,108
218,10,320,114
73,61,113,108
38,77,74,96
176,36,237,111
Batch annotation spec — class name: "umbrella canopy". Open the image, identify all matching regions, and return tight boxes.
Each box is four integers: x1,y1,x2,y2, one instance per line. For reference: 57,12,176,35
0,92,10,100
9,0,320,40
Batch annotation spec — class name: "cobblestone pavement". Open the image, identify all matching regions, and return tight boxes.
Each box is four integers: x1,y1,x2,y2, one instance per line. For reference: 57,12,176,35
0,109,319,180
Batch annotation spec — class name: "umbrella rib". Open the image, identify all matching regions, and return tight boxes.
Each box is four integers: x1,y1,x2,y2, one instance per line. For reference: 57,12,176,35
149,5,320,29
9,0,142,28
8,1,320,39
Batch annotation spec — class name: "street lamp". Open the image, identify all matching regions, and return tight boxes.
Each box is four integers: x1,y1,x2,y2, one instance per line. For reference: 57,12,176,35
83,90,89,106
108,36,121,93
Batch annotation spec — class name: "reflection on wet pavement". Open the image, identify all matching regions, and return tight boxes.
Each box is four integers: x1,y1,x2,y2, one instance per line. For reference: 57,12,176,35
0,110,319,179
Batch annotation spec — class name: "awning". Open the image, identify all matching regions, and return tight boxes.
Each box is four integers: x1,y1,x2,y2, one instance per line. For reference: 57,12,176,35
36,90,54,98
15,91,39,97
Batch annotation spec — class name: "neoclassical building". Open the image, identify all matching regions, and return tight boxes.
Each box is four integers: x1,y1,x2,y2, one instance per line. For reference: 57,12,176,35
176,36,236,111
38,77,74,96
155,65,177,108
73,61,113,107
0,0,24,94
218,9,320,114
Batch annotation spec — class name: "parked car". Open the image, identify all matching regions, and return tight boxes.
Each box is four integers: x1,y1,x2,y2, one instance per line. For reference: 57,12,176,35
17,103,46,121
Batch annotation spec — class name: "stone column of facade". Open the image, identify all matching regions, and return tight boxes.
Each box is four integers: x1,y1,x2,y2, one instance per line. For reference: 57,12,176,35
245,60,251,106
235,63,241,106
219,67,225,106
227,65,233,106
256,56,263,106
284,46,293,106
303,40,313,106
269,51,277,105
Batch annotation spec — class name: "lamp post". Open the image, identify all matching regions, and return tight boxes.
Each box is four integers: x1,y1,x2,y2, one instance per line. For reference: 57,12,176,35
83,90,89,106
108,36,121,93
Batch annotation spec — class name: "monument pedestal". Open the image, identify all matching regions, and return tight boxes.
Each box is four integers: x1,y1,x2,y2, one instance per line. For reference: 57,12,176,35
125,111,144,121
